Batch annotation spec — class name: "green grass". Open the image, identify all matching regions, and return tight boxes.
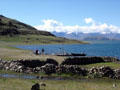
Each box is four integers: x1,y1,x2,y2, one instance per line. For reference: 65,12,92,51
0,35,87,45
80,62,120,69
0,78,120,90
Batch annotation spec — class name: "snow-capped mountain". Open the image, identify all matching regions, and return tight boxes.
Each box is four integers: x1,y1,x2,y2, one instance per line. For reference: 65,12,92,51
34,19,120,40
52,31,120,40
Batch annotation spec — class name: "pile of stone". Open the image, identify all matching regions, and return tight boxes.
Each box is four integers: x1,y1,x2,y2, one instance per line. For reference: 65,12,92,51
0,59,58,74
56,65,88,76
0,59,88,75
1,59,120,80
114,69,120,79
0,59,38,73
0,59,24,72
89,66,115,78
40,64,56,75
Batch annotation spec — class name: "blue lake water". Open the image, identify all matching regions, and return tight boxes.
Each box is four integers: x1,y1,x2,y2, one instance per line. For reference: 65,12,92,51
15,40,120,59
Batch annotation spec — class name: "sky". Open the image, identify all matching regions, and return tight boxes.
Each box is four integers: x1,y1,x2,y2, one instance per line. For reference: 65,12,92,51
0,0,120,34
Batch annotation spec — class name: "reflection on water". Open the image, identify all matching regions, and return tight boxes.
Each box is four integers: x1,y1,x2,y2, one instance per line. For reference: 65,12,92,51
0,74,36,79
0,73,74,80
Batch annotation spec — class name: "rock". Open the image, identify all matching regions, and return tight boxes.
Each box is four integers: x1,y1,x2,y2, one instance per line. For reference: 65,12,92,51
31,83,40,90
41,64,56,75
34,67,41,73
56,65,88,76
40,82,46,87
89,67,99,74
89,66,115,78
99,66,115,78
114,69,120,79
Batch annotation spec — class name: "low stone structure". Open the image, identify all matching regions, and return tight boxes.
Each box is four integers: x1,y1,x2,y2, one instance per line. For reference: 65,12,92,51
89,66,115,78
0,58,120,80
0,58,58,73
61,56,119,65
56,65,88,76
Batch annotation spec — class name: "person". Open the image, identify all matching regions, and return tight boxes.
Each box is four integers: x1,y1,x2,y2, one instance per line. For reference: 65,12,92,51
41,48,45,55
35,49,39,55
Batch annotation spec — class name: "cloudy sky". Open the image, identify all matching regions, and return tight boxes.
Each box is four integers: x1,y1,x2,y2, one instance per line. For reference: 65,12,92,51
0,0,120,34
34,18,120,34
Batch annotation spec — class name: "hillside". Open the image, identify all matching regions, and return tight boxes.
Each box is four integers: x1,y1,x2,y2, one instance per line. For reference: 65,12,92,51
0,15,54,36
0,15,87,44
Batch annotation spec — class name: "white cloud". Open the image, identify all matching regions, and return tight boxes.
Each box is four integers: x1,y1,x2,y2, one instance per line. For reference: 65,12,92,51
84,18,95,24
34,18,120,34
42,19,63,27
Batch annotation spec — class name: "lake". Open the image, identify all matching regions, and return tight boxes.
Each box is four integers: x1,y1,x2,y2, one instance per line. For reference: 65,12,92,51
15,40,120,59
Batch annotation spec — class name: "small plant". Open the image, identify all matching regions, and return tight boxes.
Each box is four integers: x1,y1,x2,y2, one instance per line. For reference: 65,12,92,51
31,80,36,84
88,72,102,79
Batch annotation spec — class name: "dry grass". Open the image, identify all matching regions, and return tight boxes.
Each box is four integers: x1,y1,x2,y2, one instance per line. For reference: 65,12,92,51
0,39,68,63
0,78,120,90
81,62,120,69
0,47,65,63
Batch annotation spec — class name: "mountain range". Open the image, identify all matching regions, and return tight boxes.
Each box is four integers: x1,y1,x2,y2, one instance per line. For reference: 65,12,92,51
52,31,120,40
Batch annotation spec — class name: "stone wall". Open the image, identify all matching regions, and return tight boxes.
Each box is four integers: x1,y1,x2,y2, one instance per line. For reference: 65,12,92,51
0,57,120,79
61,56,119,65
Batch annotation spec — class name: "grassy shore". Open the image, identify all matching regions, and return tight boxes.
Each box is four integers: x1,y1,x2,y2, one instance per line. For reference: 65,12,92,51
0,35,87,45
0,46,65,63
0,37,120,66
0,77,120,90
79,62,120,69
0,35,86,62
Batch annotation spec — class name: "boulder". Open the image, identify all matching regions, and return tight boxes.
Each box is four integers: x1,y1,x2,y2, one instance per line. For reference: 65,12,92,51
114,69,120,79
31,83,40,90
99,66,115,78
